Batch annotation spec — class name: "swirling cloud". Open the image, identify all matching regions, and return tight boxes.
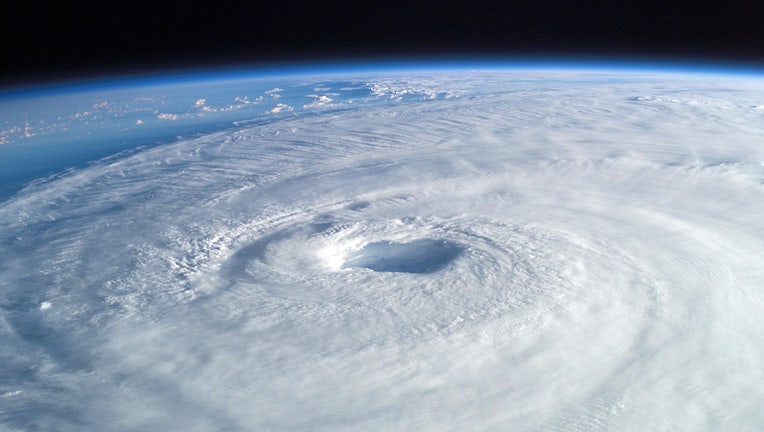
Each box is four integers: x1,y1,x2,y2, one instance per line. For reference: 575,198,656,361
1,70,764,431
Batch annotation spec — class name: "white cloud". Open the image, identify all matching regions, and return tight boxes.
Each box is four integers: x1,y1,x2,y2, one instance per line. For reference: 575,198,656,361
234,96,258,104
265,88,283,99
269,103,293,113
156,113,180,120
303,95,335,109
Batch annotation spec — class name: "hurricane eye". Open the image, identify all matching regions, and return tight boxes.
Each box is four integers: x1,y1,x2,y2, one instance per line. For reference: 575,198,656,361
342,239,463,274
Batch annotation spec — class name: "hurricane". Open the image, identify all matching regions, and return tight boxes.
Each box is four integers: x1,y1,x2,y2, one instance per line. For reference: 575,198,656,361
2,67,764,430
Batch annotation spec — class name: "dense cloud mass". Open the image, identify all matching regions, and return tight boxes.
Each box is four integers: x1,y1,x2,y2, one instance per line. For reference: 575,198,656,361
2,70,764,430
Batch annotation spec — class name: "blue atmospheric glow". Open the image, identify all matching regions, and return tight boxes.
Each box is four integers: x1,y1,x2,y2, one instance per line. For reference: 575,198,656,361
3,56,764,98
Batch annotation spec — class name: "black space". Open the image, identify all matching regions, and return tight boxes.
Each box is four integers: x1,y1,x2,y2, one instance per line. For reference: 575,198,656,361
2,0,764,86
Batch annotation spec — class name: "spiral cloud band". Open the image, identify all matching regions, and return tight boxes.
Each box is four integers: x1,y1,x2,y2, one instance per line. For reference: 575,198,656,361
2,70,764,430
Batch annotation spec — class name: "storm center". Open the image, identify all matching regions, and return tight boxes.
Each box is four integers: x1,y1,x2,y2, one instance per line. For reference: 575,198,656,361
342,239,463,274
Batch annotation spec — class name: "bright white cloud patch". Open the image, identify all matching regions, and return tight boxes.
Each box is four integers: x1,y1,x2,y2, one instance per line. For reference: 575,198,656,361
269,103,293,113
1,69,764,431
265,87,283,99
156,113,180,120
303,94,336,109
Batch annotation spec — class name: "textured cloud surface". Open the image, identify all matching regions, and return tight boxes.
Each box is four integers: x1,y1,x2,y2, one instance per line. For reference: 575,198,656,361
2,69,764,430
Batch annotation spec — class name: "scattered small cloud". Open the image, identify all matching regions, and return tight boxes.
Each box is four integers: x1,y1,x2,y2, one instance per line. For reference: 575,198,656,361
269,103,293,114
367,81,459,101
234,96,262,104
157,113,180,120
303,95,336,109
266,88,283,99
23,123,35,138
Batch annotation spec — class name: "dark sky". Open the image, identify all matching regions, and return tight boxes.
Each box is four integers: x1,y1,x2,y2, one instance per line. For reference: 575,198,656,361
3,0,764,86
